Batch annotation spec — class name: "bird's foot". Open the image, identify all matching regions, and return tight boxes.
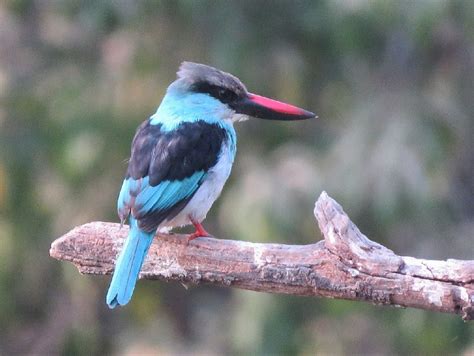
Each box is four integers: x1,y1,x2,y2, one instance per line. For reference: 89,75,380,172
186,218,211,244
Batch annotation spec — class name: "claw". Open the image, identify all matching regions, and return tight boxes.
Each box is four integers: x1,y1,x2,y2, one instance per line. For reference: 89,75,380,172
187,217,210,244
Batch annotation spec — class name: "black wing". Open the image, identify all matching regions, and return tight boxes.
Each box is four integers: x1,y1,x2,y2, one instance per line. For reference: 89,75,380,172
118,119,228,231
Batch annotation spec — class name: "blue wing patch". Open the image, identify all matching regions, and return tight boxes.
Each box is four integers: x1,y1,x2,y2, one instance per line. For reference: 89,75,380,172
117,171,206,227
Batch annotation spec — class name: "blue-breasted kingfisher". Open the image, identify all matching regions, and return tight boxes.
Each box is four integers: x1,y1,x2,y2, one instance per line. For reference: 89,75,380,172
106,62,316,308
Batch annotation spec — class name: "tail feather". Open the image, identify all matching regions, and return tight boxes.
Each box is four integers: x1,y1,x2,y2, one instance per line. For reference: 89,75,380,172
106,218,155,308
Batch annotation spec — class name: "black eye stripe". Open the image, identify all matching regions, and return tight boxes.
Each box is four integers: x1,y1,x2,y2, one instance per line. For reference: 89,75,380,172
190,81,240,104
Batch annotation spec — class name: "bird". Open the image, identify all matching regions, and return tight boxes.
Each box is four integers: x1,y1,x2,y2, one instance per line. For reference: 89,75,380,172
106,62,316,308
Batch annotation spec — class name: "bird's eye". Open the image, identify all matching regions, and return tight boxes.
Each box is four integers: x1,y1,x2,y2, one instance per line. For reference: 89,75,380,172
217,88,236,102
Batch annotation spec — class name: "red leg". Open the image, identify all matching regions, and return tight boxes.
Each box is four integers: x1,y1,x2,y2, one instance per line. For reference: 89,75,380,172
187,217,211,243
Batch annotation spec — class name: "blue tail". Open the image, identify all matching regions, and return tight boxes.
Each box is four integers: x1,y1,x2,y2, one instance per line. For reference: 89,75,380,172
106,217,155,308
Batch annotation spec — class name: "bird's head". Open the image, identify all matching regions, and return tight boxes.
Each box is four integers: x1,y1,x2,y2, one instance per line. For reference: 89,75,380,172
168,62,316,123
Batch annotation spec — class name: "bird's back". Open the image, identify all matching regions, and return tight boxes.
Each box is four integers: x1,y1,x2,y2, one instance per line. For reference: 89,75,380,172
117,115,236,232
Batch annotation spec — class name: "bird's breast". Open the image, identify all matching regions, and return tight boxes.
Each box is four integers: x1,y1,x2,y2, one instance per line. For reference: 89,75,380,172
163,140,235,228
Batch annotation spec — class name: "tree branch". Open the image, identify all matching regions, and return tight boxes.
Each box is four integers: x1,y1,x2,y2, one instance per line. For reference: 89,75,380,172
49,192,474,320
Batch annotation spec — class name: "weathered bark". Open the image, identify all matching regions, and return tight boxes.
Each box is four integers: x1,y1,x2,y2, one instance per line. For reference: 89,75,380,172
49,192,474,320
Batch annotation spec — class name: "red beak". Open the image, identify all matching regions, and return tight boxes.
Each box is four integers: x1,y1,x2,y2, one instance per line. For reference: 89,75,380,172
232,93,316,121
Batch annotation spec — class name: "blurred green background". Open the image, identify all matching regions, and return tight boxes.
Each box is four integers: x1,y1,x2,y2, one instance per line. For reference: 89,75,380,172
1,0,473,354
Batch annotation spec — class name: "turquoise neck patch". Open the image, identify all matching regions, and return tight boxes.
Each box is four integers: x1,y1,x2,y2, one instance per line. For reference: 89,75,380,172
150,91,232,131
